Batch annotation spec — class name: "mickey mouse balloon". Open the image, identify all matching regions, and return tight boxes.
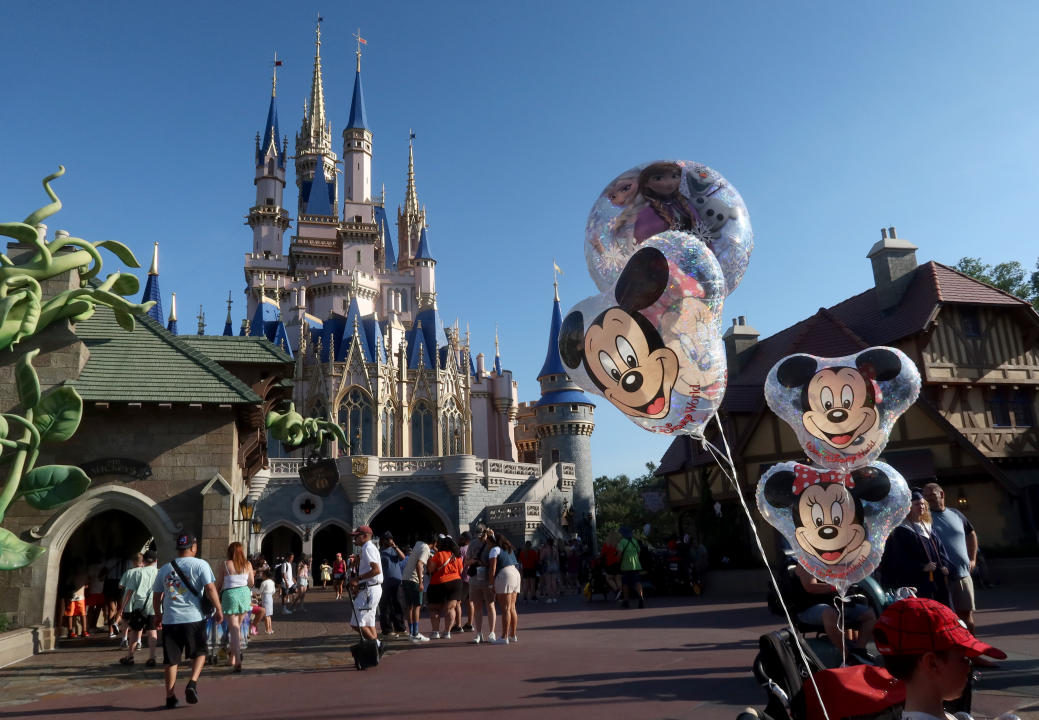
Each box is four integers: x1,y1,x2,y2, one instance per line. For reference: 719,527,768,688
757,460,911,595
560,231,727,437
765,347,922,472
585,160,754,297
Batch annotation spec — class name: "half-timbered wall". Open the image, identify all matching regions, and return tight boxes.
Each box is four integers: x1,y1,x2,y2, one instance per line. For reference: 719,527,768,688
925,306,1039,383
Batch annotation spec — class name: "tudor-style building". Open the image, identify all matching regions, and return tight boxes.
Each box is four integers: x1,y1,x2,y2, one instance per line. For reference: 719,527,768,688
659,228,1039,565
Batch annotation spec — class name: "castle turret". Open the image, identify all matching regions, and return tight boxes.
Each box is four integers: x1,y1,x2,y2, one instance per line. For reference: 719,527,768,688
166,292,178,335
247,59,290,259
535,281,596,544
413,227,436,309
396,136,427,266
295,19,338,218
342,32,373,217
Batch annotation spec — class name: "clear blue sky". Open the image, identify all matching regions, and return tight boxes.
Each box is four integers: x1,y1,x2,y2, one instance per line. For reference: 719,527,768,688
3,1,1039,480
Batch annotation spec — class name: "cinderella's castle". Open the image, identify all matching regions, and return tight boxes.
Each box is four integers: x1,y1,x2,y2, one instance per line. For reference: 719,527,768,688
156,24,597,558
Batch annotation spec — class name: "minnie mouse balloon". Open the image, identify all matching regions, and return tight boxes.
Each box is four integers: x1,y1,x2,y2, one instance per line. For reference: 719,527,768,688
757,460,910,595
765,347,921,472
585,160,753,297
560,231,727,437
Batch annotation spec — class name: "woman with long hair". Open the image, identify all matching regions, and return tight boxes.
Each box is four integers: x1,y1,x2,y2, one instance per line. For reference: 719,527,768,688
332,552,348,600
880,490,952,606
465,527,498,644
487,532,521,644
426,536,464,639
218,542,255,672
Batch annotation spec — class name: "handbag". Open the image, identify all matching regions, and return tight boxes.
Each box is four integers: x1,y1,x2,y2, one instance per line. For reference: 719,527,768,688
171,558,216,617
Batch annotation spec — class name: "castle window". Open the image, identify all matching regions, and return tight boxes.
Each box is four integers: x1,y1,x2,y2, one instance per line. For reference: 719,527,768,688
357,250,362,263
551,448,560,464
571,405,579,412
442,399,464,455
265,198,274,206
991,388,1036,427
381,405,396,457
962,309,982,337
339,388,374,456
1013,390,1035,426
354,215,362,223
411,401,434,456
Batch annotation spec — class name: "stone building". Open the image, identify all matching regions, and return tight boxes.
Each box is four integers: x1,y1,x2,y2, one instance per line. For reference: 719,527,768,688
658,228,1039,566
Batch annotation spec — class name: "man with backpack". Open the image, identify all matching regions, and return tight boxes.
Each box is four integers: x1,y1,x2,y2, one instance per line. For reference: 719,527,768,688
277,553,296,614
618,526,645,609
152,534,222,709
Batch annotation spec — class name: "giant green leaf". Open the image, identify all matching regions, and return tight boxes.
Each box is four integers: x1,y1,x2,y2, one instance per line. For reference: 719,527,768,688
15,349,40,410
33,386,83,443
0,526,45,570
95,240,141,268
109,274,140,296
19,465,90,509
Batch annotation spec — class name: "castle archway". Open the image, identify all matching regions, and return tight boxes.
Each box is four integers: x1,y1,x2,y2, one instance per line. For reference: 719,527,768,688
367,493,451,547
311,521,351,567
258,523,303,564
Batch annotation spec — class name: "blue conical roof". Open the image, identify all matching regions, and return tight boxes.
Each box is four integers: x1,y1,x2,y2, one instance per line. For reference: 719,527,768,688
341,297,373,362
415,227,433,260
142,274,163,325
374,206,396,269
347,70,368,130
222,319,233,336
538,296,568,379
305,166,334,216
258,94,284,168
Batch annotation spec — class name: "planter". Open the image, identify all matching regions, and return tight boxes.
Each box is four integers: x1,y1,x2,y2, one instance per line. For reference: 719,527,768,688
0,627,41,669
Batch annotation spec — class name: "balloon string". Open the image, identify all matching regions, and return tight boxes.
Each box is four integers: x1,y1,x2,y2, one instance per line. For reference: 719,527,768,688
834,594,847,668
702,412,832,720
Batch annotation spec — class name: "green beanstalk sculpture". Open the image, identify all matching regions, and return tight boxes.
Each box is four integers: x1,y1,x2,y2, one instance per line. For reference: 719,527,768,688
0,167,155,569
266,402,347,450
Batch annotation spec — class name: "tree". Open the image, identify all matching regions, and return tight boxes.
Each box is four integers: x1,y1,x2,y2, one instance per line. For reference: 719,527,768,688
593,461,677,543
954,256,1039,310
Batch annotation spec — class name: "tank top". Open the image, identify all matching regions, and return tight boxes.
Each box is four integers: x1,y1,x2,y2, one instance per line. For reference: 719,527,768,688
222,561,249,590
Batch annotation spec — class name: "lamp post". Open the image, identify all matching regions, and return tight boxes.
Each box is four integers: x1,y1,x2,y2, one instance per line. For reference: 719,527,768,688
236,497,258,555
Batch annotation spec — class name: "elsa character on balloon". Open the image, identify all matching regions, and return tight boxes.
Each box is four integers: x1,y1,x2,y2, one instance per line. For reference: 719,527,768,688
625,161,702,245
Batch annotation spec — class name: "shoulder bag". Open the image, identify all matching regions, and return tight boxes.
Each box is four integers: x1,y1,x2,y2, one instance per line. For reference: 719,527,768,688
171,559,215,617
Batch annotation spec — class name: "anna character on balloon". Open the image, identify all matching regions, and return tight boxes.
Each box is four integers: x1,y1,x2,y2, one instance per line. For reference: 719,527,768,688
629,162,702,244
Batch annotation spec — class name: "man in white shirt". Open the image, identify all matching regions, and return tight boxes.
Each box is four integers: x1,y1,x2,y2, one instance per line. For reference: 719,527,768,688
402,537,431,642
347,526,382,644
279,553,296,615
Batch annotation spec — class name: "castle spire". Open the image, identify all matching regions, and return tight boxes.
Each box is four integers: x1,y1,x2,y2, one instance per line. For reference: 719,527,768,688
405,132,419,214
167,292,178,335
346,30,368,130
141,242,163,324
299,17,331,155
197,305,206,336
258,53,284,167
223,291,233,336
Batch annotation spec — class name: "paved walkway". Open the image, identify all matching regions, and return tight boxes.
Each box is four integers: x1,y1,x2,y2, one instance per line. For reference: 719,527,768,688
0,585,1035,719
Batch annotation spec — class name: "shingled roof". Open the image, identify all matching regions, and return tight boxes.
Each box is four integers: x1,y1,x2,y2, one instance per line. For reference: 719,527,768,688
71,306,263,404
180,335,293,365
657,260,1039,474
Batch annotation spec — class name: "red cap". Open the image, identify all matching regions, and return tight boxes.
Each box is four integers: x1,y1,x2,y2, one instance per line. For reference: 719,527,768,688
874,597,1006,659
351,525,374,536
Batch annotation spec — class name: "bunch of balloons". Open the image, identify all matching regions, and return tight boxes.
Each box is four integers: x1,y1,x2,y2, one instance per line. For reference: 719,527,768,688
756,347,920,594
560,160,753,438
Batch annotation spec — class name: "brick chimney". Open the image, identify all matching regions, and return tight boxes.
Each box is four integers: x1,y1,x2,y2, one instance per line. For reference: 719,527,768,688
867,226,918,311
723,315,759,375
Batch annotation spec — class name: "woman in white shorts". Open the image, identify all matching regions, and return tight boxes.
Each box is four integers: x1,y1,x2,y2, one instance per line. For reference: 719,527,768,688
487,532,521,645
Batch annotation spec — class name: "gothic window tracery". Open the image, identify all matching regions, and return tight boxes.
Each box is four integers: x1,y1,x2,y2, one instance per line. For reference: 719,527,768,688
381,404,397,457
411,401,434,457
442,398,463,455
338,388,374,456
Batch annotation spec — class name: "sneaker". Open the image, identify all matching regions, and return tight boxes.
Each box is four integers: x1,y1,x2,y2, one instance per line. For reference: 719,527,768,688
145,658,157,667
492,637,509,645
165,695,179,709
443,632,451,639
68,633,78,639
118,656,134,665
185,681,198,704
83,632,91,638
487,632,496,642
510,635,518,643
471,635,482,644
282,608,293,615
109,631,118,639
461,623,474,632
410,633,430,643
120,638,129,649
136,641,142,650
450,625,462,633
430,631,440,639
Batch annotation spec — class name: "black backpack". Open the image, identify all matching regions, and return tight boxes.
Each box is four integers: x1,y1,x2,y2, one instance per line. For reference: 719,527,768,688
753,629,825,720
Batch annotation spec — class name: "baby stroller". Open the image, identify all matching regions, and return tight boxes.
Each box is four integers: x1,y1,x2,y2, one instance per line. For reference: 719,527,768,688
584,558,612,601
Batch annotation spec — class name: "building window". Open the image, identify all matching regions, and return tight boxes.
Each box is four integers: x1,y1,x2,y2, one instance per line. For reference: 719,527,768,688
990,388,1035,427
442,399,463,455
551,448,560,464
338,388,374,455
354,215,362,223
381,405,396,457
411,401,434,456
571,404,579,412
962,309,981,337
356,250,361,263
265,197,274,206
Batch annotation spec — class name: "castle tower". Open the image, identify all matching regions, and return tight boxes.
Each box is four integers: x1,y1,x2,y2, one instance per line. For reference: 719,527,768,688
295,19,338,218
342,31,373,218
247,60,290,259
396,136,427,266
534,281,596,544
413,226,436,310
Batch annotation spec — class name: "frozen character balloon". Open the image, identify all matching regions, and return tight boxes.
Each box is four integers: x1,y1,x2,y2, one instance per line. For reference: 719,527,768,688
561,231,726,437
757,460,911,594
585,160,753,297
765,347,921,472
